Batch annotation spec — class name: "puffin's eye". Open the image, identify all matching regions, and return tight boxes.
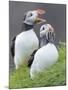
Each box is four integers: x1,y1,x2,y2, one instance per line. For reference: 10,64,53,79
43,27,45,30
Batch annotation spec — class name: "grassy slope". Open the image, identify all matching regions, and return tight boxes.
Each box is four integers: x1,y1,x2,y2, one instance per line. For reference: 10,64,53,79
9,45,66,89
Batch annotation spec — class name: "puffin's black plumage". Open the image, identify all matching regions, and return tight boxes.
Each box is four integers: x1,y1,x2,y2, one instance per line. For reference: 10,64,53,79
28,50,37,68
11,36,16,57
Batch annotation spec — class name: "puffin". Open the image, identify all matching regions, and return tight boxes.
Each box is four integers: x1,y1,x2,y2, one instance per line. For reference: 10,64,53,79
11,9,46,69
28,23,55,67
30,24,59,79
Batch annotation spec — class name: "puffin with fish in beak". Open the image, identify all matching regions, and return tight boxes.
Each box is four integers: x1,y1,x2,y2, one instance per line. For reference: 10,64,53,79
11,9,46,69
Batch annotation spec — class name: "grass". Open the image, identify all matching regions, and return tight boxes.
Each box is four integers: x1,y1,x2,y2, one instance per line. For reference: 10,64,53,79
9,44,66,89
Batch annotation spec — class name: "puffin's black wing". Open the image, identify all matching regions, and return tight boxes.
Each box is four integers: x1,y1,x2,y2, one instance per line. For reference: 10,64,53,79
10,36,16,57
28,50,37,68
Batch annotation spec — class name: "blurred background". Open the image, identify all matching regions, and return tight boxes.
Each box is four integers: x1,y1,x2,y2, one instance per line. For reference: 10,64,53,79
9,1,66,72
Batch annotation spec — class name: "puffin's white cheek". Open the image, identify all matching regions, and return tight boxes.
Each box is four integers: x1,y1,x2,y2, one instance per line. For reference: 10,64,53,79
40,30,46,37
26,16,36,24
31,16,37,23
40,29,49,37
31,13,38,22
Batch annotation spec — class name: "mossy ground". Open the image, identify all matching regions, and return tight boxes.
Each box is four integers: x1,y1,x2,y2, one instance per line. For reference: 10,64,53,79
9,44,66,89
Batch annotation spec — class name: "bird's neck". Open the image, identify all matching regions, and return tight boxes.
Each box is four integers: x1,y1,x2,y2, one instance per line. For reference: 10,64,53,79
23,23,34,31
40,36,49,47
40,36,54,47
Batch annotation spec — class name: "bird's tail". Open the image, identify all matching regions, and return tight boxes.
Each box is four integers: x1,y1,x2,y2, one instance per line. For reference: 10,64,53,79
28,50,37,68
10,36,16,57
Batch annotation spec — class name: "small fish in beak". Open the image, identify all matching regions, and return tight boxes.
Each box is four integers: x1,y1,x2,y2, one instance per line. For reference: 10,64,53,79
35,18,46,24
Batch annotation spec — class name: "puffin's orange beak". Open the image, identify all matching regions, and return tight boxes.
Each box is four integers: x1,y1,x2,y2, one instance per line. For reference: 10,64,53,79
35,9,46,24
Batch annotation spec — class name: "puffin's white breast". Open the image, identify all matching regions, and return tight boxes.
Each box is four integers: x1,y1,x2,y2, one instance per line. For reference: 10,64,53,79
15,29,39,65
30,43,59,77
